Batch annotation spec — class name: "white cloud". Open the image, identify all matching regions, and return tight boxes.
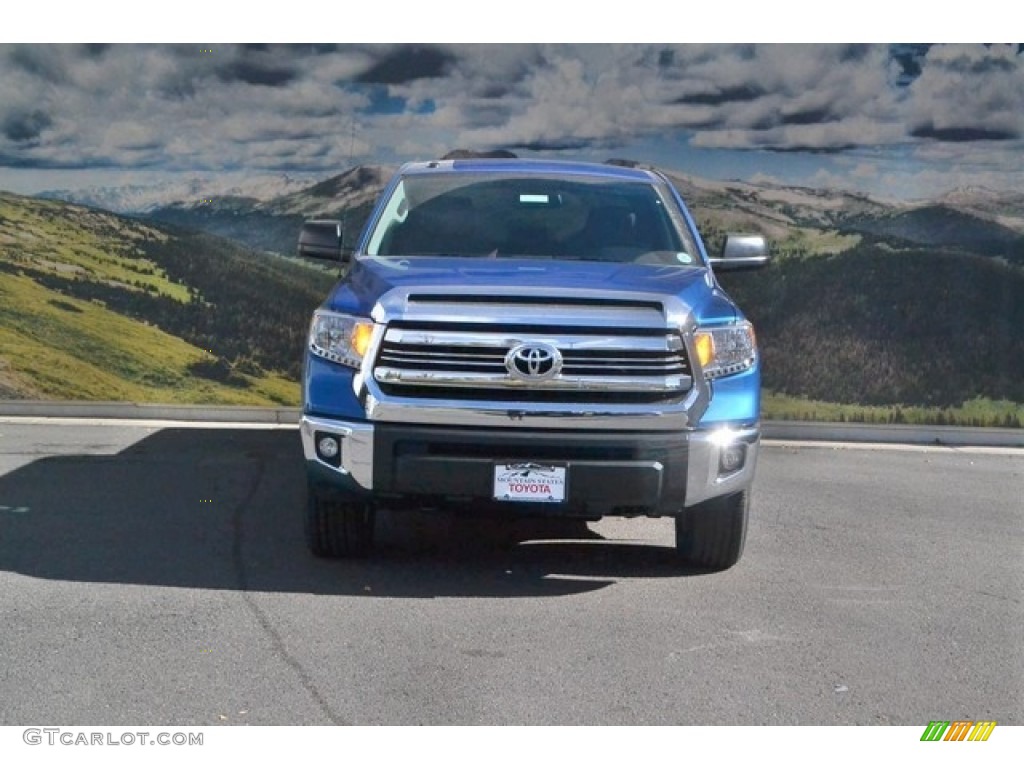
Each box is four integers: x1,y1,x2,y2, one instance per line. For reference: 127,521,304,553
0,43,1022,199
907,44,1023,140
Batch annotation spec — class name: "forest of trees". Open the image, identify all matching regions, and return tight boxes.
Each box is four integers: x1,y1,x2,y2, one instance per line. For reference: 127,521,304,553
717,241,1024,409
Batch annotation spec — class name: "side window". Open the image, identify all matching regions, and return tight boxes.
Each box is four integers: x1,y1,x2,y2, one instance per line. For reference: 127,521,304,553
366,180,408,256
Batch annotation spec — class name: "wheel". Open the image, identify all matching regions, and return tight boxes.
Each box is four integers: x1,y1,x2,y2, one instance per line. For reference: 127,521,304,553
305,484,375,558
674,490,749,571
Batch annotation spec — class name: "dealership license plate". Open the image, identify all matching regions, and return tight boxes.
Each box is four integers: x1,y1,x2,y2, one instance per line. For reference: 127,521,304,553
493,463,566,503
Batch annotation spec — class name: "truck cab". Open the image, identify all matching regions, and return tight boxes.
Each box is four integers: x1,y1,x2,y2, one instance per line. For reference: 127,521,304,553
298,158,769,570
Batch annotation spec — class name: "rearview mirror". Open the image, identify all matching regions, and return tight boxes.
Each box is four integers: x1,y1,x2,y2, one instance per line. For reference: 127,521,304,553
298,220,344,261
709,234,770,271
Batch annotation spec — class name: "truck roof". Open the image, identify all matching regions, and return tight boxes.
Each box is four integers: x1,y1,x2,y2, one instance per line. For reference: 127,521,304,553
398,158,661,182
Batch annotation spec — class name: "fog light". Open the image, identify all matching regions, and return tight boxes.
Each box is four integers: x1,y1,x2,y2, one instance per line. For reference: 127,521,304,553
719,443,746,474
315,432,341,466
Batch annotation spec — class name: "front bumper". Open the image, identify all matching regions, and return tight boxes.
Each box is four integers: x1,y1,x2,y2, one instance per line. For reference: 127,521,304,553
300,415,758,514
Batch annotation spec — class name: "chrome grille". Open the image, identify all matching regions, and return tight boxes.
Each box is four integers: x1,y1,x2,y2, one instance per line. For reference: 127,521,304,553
373,325,691,400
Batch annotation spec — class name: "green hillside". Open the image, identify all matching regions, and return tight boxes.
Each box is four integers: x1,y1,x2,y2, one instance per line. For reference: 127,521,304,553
3,184,1022,427
686,183,1024,428
717,242,1024,426
0,192,335,404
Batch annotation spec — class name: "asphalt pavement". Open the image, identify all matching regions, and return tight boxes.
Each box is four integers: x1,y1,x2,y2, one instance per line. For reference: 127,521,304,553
0,420,1021,725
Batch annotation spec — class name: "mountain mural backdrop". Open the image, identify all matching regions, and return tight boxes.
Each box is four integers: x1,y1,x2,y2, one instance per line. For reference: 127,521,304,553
2,44,1022,425
5,156,1023,426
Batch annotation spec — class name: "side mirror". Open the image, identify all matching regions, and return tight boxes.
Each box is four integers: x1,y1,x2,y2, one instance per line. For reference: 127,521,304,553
709,234,770,271
298,220,344,261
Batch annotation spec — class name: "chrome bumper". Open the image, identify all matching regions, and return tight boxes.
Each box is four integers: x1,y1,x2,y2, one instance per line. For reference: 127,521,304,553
301,414,759,510
300,415,375,491
683,424,760,506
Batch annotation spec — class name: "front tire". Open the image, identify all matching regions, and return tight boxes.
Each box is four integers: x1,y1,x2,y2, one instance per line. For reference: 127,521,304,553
674,490,749,571
305,484,375,558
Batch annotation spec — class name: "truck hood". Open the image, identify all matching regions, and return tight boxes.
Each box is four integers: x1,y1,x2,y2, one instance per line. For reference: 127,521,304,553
326,256,739,324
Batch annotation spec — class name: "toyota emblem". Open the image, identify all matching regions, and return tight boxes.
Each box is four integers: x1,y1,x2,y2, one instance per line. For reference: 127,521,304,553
506,342,563,381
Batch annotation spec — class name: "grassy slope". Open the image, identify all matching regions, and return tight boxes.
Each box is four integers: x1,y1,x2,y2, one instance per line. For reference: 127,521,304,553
762,391,1023,428
0,192,322,405
3,188,1022,426
0,194,186,299
0,272,295,403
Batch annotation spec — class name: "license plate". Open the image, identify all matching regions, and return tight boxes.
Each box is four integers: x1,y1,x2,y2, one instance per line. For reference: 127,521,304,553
493,463,566,503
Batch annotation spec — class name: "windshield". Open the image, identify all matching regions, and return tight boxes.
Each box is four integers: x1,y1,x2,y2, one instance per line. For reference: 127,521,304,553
364,173,701,266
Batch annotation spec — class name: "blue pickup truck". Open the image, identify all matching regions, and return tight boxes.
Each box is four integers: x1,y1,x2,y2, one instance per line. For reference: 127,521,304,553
297,158,769,570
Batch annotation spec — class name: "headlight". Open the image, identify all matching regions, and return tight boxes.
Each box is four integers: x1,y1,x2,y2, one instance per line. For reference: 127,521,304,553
694,321,757,379
308,310,375,368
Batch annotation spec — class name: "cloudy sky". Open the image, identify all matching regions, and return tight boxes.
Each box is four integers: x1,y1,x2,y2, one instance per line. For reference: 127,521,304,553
1,42,1022,201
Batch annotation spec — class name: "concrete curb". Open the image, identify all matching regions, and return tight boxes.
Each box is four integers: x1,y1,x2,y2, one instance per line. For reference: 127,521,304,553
762,420,1024,448
0,401,1022,448
0,401,300,424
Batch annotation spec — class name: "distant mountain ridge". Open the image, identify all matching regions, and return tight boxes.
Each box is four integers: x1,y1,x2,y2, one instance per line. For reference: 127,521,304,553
267,165,391,216
843,205,1024,259
39,174,315,214
34,157,1024,262
936,186,1024,230
143,164,394,255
